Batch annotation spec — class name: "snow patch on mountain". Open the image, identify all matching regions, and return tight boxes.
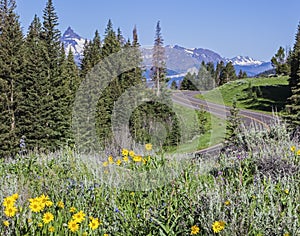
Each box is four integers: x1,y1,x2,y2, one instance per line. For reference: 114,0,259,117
227,56,263,66
59,27,271,77
61,27,87,64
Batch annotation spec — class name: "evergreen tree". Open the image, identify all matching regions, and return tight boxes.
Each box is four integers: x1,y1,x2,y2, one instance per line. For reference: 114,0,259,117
238,69,247,79
101,19,121,58
95,20,122,146
80,31,101,78
225,99,242,146
42,0,61,71
285,22,300,126
197,64,214,90
40,0,70,149
180,72,197,90
117,27,125,46
271,46,290,75
19,15,49,151
59,48,81,145
0,0,24,157
195,107,208,135
170,80,177,90
151,21,166,96
206,62,215,78
80,40,92,78
215,61,225,86
219,61,237,85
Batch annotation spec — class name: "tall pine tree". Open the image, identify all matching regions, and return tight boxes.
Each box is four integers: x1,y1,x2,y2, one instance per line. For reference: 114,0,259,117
285,22,300,127
40,0,70,149
0,0,24,157
151,21,166,96
19,15,49,151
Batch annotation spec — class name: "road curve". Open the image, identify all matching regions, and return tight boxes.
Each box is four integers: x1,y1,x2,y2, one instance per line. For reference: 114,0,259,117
171,90,277,155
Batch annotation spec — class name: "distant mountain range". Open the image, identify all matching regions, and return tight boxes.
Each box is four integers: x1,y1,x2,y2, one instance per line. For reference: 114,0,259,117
60,27,272,78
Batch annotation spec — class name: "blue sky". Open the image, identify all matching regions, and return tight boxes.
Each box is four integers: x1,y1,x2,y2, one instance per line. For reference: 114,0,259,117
16,0,300,61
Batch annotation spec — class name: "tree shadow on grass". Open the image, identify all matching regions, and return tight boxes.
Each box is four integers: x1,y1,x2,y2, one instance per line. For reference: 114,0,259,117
239,85,291,112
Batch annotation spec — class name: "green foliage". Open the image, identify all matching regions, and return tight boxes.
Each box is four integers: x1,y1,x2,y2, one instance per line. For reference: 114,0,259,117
238,69,247,79
1,123,300,235
19,15,49,151
195,107,208,135
0,0,24,157
80,31,102,78
285,22,300,127
129,92,181,149
225,99,241,147
170,80,177,90
151,21,166,95
219,61,237,86
180,72,198,90
196,76,290,113
271,46,290,76
180,62,215,91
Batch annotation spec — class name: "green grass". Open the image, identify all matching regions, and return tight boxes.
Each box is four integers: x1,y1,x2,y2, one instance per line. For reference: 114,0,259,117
171,104,226,153
0,122,299,235
197,76,291,113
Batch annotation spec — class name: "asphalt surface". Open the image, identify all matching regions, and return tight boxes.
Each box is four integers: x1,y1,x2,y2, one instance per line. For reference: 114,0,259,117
171,90,277,156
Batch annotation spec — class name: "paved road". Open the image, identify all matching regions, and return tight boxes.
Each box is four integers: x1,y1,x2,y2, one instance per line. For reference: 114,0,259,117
171,90,277,156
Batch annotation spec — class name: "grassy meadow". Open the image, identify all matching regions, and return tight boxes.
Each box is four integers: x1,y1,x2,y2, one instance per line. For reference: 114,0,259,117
198,76,291,114
171,104,226,154
1,121,299,235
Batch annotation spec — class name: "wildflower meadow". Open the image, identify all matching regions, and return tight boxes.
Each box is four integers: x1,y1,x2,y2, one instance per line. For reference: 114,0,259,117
0,122,300,235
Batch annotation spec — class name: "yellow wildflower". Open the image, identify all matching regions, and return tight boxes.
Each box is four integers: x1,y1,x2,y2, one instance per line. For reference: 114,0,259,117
108,155,114,164
38,194,50,208
4,205,18,217
290,146,296,152
283,233,290,236
284,189,289,195
38,222,43,228
122,148,129,156
72,210,86,223
43,212,54,224
191,225,200,235
123,156,129,162
129,150,135,157
142,158,147,164
3,220,9,227
116,159,122,166
103,161,109,167
82,232,88,236
145,143,152,151
69,207,77,213
3,196,16,207
89,217,100,230
49,226,55,232
212,220,225,233
224,200,231,206
297,150,300,156
68,220,79,233
45,200,53,207
104,234,109,236
57,201,64,209
12,193,19,200
133,155,142,162
29,200,43,213
130,192,135,197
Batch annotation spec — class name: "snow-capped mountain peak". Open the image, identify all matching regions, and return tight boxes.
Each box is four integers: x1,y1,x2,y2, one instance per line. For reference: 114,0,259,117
228,56,263,66
60,27,86,65
61,26,82,41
